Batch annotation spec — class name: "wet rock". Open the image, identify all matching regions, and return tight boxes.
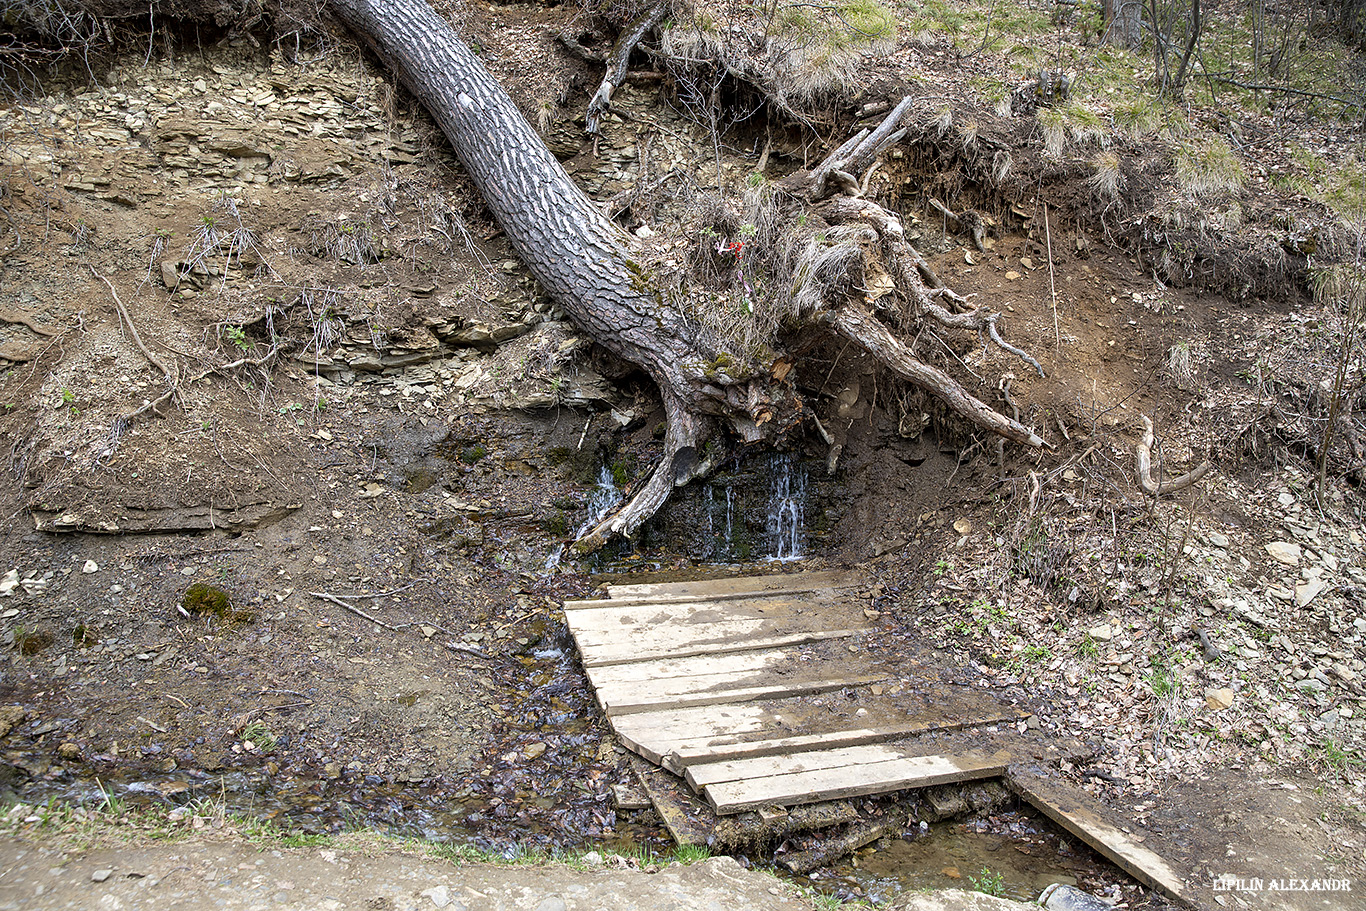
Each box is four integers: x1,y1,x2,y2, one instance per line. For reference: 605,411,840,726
1039,883,1113,911
0,706,26,737
57,742,81,761
923,785,967,820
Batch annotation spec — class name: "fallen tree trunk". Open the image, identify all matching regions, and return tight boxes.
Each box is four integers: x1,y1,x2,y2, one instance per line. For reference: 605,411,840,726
329,0,1045,546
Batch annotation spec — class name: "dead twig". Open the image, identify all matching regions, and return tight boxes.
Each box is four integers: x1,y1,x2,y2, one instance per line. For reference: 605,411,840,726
1135,415,1211,497
310,591,401,631
91,267,181,423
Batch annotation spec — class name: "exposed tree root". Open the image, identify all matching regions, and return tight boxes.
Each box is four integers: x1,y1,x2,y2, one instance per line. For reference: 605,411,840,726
1135,415,1211,497
0,307,61,337
584,3,667,136
323,0,1047,549
91,268,180,423
833,305,1045,447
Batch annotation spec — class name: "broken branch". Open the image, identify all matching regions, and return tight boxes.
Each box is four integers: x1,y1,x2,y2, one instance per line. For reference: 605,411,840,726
1135,415,1211,497
585,3,666,135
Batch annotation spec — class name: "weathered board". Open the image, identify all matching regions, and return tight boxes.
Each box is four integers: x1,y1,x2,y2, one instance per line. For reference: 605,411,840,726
1007,765,1191,905
565,570,1186,898
562,570,1032,814
595,569,859,603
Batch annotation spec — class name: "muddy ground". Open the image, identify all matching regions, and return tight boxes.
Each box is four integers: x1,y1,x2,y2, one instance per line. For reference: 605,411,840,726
1,3,1364,909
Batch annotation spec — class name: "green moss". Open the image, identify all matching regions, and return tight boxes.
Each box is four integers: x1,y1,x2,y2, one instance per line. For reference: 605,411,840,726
546,446,572,466
459,444,488,465
181,583,254,626
543,510,569,536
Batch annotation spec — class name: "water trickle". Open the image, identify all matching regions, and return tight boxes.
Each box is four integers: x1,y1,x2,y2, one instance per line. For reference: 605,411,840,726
546,466,623,569
765,452,807,562
577,466,624,536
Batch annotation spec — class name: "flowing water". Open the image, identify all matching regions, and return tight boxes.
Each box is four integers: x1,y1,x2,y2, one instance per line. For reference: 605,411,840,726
764,452,806,561
628,451,814,566
545,466,624,569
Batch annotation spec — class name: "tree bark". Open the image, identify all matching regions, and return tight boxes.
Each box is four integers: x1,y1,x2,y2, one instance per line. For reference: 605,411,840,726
329,0,1044,546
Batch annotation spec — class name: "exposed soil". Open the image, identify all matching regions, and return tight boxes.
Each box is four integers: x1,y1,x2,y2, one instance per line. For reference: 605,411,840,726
1,4,1364,910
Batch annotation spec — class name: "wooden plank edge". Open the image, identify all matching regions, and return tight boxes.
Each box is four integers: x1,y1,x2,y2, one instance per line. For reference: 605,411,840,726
601,570,858,602
1005,765,1190,905
704,751,1011,814
661,708,1028,775
562,586,855,611
601,673,890,717
579,628,869,667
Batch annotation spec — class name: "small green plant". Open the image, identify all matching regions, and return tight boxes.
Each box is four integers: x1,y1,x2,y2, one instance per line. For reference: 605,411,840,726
1175,136,1246,197
1147,655,1175,697
969,866,1005,896
670,844,712,864
1075,635,1098,659
222,325,253,352
933,558,954,577
239,721,277,752
59,388,74,407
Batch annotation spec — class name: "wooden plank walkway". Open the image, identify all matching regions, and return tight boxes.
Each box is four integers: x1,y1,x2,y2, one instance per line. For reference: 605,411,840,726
565,570,1032,812
567,569,1194,904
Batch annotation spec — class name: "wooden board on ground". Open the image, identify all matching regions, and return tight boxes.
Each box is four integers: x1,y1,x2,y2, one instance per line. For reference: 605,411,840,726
566,593,873,666
609,681,1026,771
588,642,894,716
629,756,861,851
564,570,1084,830
595,569,859,604
690,728,1088,814
1007,764,1190,905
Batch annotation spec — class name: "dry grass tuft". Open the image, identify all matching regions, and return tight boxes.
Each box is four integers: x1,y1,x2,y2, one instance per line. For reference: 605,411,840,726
1086,150,1125,203
1175,136,1246,197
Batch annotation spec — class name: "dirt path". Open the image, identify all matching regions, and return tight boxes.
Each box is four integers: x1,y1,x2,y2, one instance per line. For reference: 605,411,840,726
0,829,1033,911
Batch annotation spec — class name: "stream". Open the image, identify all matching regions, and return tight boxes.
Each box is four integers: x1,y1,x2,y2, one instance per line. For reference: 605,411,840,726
4,453,1120,904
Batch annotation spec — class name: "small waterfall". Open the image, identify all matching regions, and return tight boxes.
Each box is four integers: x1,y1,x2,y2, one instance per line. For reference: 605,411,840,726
576,465,624,537
765,453,807,562
545,466,623,569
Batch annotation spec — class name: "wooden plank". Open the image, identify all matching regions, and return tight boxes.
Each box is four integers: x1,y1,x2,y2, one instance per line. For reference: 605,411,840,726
577,627,866,666
564,593,843,628
663,710,1026,770
687,742,925,789
702,749,1013,814
608,683,1015,749
585,647,796,687
630,757,713,847
1006,765,1190,905
586,644,890,714
600,671,889,716
599,569,858,603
